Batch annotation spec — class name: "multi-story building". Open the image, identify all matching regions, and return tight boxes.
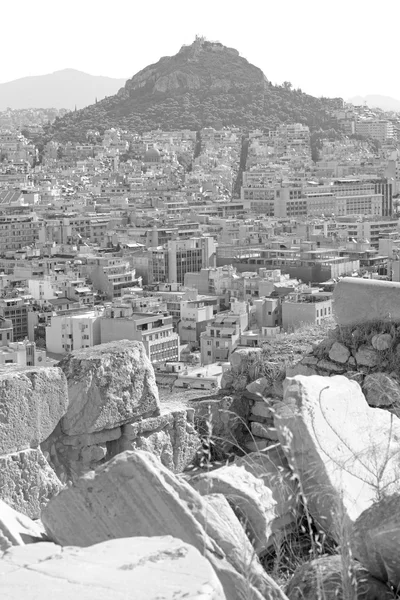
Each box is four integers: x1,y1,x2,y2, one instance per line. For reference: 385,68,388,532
178,299,214,345
45,307,103,355
0,297,29,341
100,305,179,364
86,256,141,300
148,237,216,284
0,214,40,254
281,292,333,331
200,302,249,365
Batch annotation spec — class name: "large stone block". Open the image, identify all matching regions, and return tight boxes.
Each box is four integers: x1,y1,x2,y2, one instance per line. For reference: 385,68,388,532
0,449,62,519
58,340,160,435
275,375,400,540
0,536,226,600
0,499,46,551
350,493,400,588
333,277,400,326
41,450,286,600
0,367,68,454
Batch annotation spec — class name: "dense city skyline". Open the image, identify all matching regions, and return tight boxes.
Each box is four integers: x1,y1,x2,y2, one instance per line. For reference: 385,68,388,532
2,0,400,101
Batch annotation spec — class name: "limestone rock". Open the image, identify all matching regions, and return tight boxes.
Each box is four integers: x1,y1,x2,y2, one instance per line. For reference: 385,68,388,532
191,461,291,552
355,346,379,368
328,342,350,364
114,408,200,472
350,494,400,587
251,422,279,441
229,347,262,374
285,555,392,600
251,399,276,419
371,333,392,351
0,536,226,600
41,450,283,600
333,277,400,326
0,367,68,454
275,375,400,540
244,437,273,452
362,372,400,410
316,359,345,373
58,340,159,436
190,395,248,455
0,449,62,519
0,500,46,551
286,363,317,377
234,448,299,530
246,377,271,398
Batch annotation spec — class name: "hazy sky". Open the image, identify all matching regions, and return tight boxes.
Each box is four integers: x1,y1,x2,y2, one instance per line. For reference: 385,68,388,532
2,0,400,100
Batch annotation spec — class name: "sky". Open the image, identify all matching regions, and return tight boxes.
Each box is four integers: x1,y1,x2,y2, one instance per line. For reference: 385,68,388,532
2,0,400,101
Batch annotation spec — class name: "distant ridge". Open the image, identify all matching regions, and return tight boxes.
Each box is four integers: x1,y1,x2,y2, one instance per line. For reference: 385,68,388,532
0,69,127,111
348,94,400,112
44,38,338,142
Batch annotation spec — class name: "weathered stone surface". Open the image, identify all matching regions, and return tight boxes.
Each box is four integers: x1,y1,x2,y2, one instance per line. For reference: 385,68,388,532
285,555,392,600
251,399,276,419
114,409,200,472
0,367,68,454
246,377,271,398
301,356,320,366
328,342,350,364
190,395,248,455
0,449,62,519
275,375,400,540
333,277,400,326
203,493,276,596
245,437,273,452
251,421,279,440
42,450,284,600
362,372,400,409
286,363,317,377
58,427,122,447
58,340,159,436
371,333,392,351
350,494,400,587
316,359,345,373
234,448,299,531
229,347,262,374
0,500,46,551
355,346,379,368
0,536,226,600
191,461,291,552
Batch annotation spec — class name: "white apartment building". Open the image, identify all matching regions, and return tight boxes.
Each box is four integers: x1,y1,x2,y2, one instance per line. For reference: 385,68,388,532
45,308,103,355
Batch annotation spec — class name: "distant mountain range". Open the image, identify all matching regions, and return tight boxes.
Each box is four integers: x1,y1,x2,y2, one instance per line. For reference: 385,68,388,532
0,69,127,111
348,95,400,112
43,38,339,142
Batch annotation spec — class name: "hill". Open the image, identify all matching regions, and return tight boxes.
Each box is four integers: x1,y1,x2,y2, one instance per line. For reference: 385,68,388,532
44,38,339,142
0,69,127,111
348,94,400,112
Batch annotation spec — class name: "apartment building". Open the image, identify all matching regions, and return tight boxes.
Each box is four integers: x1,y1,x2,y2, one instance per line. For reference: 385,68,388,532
148,237,216,284
0,297,29,341
45,307,103,355
178,299,214,345
86,256,140,300
0,214,40,254
281,293,333,330
100,306,179,364
200,303,249,365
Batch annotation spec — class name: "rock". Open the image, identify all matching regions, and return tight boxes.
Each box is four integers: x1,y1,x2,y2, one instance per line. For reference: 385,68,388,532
371,333,392,351
234,448,299,531
41,450,284,600
350,493,400,588
245,437,274,452
190,395,248,455
362,373,400,410
251,422,279,441
354,345,379,368
0,500,46,551
301,356,320,366
57,427,122,448
246,377,271,398
58,341,159,436
251,399,276,419
0,449,62,519
343,371,364,385
0,367,68,454
274,375,400,540
333,277,400,326
286,363,317,377
285,555,392,600
191,461,290,553
229,347,262,374
203,493,275,595
316,359,345,373
0,536,226,600
328,342,350,364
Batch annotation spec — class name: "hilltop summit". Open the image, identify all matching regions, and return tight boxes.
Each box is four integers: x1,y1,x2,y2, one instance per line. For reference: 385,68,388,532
46,38,336,141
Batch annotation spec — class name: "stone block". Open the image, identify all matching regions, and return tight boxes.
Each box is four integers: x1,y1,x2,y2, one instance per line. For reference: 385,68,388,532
333,277,400,326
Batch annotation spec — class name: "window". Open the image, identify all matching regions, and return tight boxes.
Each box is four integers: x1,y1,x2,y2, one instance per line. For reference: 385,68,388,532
207,351,212,356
